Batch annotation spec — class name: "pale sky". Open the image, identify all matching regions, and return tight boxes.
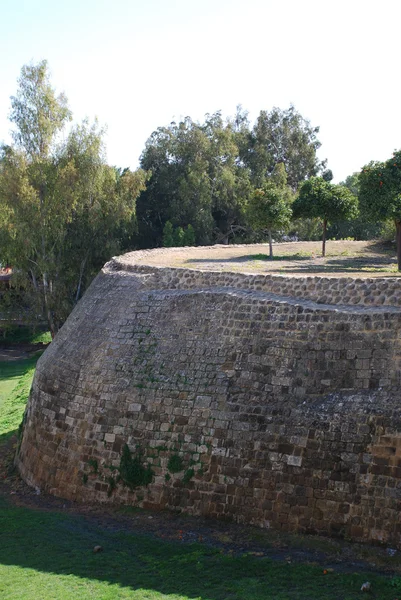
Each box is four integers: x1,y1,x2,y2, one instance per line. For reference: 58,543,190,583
0,0,400,183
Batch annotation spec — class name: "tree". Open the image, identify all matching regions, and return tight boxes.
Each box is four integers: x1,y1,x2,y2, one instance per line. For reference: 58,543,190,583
244,105,326,189
162,221,174,247
0,61,147,335
173,226,185,247
293,177,358,256
137,113,252,247
246,163,293,258
183,224,196,246
326,172,380,241
359,151,401,269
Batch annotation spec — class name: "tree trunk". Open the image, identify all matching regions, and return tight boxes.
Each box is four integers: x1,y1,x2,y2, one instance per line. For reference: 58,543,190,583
322,219,327,257
75,253,89,304
42,272,56,339
268,230,273,258
396,220,401,271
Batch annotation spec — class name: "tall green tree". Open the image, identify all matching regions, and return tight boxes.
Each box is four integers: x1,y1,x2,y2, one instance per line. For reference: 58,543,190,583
359,151,401,269
137,113,252,247
0,61,147,335
246,163,293,258
293,177,358,256
244,106,326,189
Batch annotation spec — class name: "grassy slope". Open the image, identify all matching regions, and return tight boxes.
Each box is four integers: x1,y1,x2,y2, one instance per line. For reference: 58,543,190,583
0,356,38,440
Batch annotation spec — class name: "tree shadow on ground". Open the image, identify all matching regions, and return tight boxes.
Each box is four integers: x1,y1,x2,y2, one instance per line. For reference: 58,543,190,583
185,253,312,265
275,255,398,274
0,355,39,381
0,496,395,600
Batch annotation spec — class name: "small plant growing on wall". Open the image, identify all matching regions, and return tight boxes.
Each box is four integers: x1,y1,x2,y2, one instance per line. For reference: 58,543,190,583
88,458,98,474
182,468,195,484
167,453,184,473
119,444,154,490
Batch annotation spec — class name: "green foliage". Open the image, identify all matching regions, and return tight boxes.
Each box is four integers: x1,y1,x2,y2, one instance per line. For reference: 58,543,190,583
380,219,396,242
0,325,51,344
329,171,380,241
137,112,253,246
0,62,148,335
244,105,325,189
162,220,174,247
182,468,195,484
290,217,322,241
340,172,360,197
246,163,293,257
183,224,196,246
9,60,72,159
88,458,98,474
391,576,401,590
293,177,358,255
119,444,153,490
359,151,401,268
167,453,184,473
294,178,358,223
162,221,196,247
173,226,185,247
359,152,401,223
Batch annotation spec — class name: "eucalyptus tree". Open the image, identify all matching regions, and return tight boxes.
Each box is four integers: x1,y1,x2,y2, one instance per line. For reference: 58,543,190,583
244,105,326,189
0,61,147,335
137,113,252,246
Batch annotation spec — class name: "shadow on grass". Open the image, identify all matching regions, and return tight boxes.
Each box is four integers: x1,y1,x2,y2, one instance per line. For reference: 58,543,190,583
0,496,395,599
185,253,312,265
0,355,40,381
0,428,17,445
274,255,399,275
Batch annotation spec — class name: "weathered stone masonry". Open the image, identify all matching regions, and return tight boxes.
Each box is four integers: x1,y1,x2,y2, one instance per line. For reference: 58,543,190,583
17,248,401,546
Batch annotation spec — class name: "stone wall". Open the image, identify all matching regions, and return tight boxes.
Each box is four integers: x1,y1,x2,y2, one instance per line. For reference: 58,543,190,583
17,250,401,546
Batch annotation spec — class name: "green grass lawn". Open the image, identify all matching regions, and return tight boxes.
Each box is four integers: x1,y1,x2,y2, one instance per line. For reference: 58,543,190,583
0,354,400,599
0,356,38,441
0,495,400,600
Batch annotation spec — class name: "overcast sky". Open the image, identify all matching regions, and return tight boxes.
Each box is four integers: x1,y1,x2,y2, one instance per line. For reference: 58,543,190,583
0,0,400,182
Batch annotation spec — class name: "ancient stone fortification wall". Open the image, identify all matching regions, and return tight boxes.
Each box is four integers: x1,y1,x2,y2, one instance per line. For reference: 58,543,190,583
17,250,401,546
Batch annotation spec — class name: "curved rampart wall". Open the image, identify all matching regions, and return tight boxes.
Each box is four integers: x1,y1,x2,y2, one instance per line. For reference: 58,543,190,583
17,253,401,545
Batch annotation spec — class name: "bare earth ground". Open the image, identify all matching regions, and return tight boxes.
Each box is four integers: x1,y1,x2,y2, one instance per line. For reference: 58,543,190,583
133,240,400,277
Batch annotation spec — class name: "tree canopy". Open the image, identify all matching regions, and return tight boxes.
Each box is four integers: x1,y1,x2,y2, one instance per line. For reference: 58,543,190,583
137,113,252,247
246,163,293,257
243,105,326,189
137,106,324,248
359,150,401,269
0,61,147,335
293,177,358,256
